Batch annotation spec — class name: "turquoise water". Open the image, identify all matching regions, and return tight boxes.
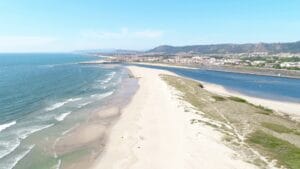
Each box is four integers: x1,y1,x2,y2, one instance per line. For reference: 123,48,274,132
0,54,123,169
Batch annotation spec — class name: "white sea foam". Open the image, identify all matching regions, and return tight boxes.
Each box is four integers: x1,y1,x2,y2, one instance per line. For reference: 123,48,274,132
0,139,20,160
52,137,61,159
0,124,53,161
45,102,68,111
91,91,114,99
110,77,122,88
0,121,16,133
66,97,82,102
77,102,91,108
18,124,54,140
0,145,35,169
55,112,71,122
100,72,116,85
100,85,108,89
45,97,82,111
36,113,56,121
61,124,79,136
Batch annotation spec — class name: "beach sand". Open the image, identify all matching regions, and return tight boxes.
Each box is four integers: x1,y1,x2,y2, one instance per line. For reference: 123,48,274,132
200,82,300,121
91,66,257,169
135,62,300,121
47,71,138,169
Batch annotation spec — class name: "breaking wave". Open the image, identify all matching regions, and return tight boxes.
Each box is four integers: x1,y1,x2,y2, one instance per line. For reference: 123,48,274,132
55,112,71,122
91,91,114,99
0,121,16,133
0,145,35,169
45,97,82,111
100,72,116,85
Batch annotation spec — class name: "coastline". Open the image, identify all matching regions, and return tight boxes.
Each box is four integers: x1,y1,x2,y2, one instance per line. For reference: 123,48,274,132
91,66,258,169
26,67,139,169
60,68,138,169
132,62,300,79
0,59,136,169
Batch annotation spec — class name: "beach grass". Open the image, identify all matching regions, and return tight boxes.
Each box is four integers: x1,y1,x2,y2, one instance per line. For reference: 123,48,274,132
261,122,294,133
228,96,247,103
161,75,226,122
161,74,300,169
254,110,272,115
262,122,300,135
253,105,273,114
212,95,226,101
247,130,300,169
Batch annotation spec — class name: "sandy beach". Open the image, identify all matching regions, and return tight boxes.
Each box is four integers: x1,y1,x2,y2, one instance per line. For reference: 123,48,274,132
200,82,300,121
134,62,300,120
91,66,258,169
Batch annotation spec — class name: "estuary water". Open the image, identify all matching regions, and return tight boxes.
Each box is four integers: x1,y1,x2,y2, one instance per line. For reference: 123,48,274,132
135,64,300,102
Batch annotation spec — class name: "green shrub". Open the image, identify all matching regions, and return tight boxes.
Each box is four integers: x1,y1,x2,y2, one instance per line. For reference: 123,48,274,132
212,95,226,101
261,122,293,133
247,130,300,169
228,96,247,103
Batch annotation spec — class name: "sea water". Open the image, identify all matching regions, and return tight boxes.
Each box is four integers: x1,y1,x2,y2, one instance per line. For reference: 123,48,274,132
0,53,123,169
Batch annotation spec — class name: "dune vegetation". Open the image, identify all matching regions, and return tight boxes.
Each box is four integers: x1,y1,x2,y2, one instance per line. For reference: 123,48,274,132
161,74,300,169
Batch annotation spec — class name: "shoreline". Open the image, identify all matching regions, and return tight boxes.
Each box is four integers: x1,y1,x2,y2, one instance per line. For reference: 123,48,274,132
36,67,138,169
132,62,300,79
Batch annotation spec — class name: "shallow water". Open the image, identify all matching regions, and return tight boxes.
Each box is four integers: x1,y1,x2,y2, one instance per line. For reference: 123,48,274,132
0,54,125,169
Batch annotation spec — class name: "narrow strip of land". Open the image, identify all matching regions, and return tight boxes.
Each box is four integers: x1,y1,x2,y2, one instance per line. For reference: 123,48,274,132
92,66,258,169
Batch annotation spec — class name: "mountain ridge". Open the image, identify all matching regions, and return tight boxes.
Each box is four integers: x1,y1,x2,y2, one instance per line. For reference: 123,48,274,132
148,41,300,54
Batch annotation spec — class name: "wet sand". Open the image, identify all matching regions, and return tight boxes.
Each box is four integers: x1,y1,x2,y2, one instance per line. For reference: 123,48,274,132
52,69,138,169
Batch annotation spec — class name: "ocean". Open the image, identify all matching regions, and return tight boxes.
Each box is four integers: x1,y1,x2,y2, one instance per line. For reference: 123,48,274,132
135,64,300,102
0,53,124,169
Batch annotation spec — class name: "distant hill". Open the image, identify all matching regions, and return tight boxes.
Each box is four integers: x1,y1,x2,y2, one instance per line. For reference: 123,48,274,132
148,41,300,54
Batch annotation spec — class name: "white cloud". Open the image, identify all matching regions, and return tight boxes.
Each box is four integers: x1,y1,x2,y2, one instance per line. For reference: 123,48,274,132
81,28,164,40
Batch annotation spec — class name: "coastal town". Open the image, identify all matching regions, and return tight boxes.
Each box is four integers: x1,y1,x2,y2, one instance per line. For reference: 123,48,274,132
97,52,300,70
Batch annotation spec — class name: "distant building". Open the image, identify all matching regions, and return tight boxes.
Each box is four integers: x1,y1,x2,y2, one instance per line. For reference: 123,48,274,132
280,62,300,68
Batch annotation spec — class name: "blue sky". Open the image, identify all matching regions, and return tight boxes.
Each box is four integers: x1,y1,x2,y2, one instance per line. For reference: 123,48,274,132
0,0,300,52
